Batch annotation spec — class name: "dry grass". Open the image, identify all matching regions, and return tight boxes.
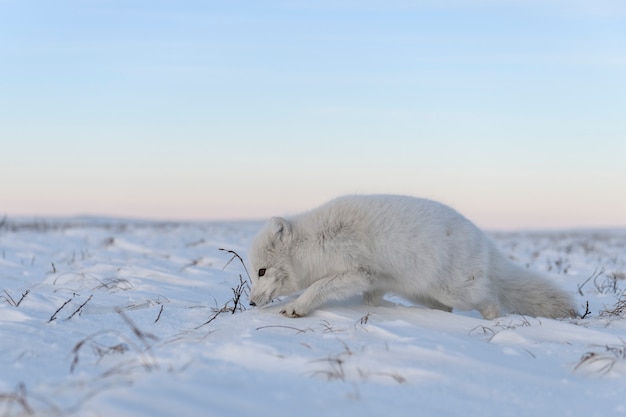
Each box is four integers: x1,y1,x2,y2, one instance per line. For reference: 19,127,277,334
1,289,30,307
309,340,406,385
469,315,536,340
600,295,626,318
574,341,626,376
69,307,161,375
0,383,62,417
48,296,75,323
577,267,618,296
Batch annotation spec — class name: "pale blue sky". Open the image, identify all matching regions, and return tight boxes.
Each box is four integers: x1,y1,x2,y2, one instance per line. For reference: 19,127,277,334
1,0,625,229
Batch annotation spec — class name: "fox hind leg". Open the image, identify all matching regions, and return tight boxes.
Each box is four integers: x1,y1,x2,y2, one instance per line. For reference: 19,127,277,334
477,302,501,320
409,295,453,313
363,289,386,306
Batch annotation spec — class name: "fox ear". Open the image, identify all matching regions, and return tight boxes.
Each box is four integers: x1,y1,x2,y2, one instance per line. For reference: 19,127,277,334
269,217,291,243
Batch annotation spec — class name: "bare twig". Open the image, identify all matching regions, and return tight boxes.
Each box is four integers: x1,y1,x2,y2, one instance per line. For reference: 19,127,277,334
219,248,251,283
255,325,314,334
469,325,496,337
114,308,159,372
594,268,620,295
599,294,626,318
70,329,148,374
115,308,159,348
230,274,248,314
194,309,222,330
574,341,626,375
66,294,93,320
0,383,34,416
70,330,110,373
591,267,608,293
154,305,164,323
195,273,249,327
320,320,342,333
357,312,372,326
49,296,75,322
180,258,201,272
186,238,206,247
16,290,30,307
2,289,16,306
578,267,605,296
310,357,346,381
93,277,133,292
581,301,591,319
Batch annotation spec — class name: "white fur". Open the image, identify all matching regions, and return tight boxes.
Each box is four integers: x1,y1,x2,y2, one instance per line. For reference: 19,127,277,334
248,195,578,319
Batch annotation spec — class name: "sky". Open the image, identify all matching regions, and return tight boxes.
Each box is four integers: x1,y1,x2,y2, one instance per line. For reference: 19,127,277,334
1,0,625,230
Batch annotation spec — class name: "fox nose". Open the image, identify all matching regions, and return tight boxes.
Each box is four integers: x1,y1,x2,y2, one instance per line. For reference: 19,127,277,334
249,301,256,307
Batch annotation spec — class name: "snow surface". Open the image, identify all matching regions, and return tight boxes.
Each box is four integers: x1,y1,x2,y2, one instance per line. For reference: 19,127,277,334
1,218,626,417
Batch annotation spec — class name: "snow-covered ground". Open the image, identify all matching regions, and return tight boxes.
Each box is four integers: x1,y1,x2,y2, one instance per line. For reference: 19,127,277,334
1,218,626,416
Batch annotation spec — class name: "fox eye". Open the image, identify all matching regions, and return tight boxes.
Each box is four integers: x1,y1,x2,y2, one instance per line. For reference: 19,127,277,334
258,268,266,277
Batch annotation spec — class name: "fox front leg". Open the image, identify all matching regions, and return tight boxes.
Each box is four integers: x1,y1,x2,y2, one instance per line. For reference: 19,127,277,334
280,304,306,318
280,271,371,318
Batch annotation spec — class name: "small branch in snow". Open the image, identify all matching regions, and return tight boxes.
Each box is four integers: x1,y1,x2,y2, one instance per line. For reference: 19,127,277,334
577,267,607,296
49,296,75,322
154,305,164,323
219,248,251,285
255,325,314,334
66,294,93,320
115,307,159,348
574,341,626,376
16,290,30,307
581,301,591,319
230,274,248,314
1,289,16,306
194,309,222,330
0,383,34,416
113,308,160,371
70,329,149,374
599,294,626,318
180,258,201,272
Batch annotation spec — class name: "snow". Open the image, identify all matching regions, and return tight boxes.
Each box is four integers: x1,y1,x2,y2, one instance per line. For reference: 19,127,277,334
1,218,626,416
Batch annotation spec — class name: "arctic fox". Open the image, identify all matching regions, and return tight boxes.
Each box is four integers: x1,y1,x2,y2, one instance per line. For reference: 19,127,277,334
248,195,578,320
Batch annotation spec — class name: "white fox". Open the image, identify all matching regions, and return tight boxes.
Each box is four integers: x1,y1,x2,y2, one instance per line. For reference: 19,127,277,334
248,195,578,319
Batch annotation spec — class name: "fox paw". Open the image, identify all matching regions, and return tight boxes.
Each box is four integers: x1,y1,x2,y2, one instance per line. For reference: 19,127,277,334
280,303,308,318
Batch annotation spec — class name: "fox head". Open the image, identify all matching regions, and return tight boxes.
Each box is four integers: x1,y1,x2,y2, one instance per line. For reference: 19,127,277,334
248,217,299,307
